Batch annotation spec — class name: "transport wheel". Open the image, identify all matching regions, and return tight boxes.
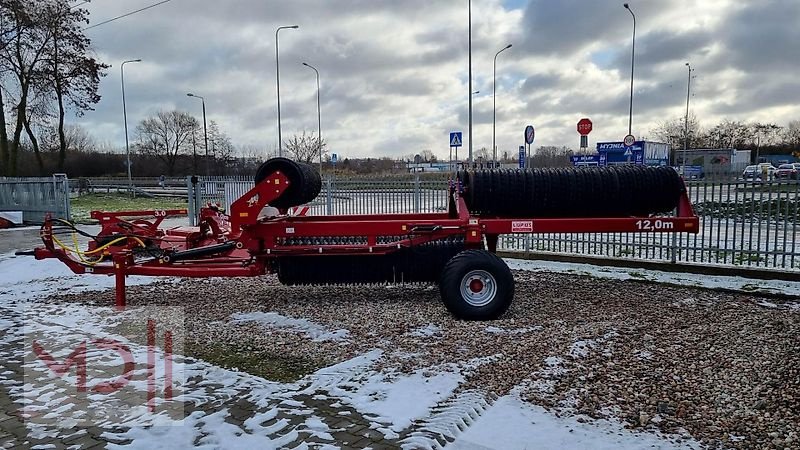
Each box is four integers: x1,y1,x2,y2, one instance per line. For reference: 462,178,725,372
439,249,514,320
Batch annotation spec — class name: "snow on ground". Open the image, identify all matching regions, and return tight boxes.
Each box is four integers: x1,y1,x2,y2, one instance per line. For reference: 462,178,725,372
0,251,727,448
230,311,350,342
505,257,800,300
451,395,700,450
0,252,157,303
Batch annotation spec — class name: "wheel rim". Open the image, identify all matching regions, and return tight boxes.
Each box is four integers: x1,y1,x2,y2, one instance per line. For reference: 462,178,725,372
460,270,497,307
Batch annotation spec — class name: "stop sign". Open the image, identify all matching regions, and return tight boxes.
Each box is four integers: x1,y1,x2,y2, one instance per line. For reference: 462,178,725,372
577,118,593,136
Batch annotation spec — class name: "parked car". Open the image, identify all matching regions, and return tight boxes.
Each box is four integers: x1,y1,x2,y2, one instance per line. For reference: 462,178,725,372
775,163,800,180
741,164,775,182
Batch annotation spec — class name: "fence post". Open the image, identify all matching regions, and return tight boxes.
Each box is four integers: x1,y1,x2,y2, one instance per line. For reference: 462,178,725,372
326,176,333,215
53,173,71,221
194,177,203,225
413,174,421,213
187,176,196,226
669,228,678,264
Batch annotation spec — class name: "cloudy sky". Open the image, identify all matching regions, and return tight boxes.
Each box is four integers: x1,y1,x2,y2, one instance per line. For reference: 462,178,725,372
78,0,800,160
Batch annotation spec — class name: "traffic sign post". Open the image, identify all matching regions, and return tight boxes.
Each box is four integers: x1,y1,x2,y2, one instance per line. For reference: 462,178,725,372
577,118,592,154
623,134,635,163
524,125,535,168
449,131,463,171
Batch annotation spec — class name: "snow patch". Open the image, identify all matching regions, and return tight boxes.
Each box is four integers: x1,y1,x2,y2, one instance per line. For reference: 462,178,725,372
484,325,542,335
230,311,350,342
408,323,442,338
453,394,702,450
505,258,800,298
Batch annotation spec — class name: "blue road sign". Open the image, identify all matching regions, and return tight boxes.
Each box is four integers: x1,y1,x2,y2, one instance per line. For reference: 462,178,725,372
519,146,525,168
331,153,338,164
525,125,535,145
570,154,601,166
450,132,463,147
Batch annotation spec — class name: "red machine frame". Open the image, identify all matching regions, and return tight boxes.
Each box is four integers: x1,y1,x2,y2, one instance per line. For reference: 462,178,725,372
33,170,700,307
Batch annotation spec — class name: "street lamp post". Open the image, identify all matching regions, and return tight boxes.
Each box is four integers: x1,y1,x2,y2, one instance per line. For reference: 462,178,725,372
276,25,299,157
302,62,322,174
623,3,636,136
121,58,141,196
683,62,692,174
187,93,209,175
492,44,512,166
468,0,473,164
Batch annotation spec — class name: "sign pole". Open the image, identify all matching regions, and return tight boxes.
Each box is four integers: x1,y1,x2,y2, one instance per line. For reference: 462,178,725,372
526,143,530,169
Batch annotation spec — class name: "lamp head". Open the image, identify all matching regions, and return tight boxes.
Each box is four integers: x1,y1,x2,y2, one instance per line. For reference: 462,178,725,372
623,3,630,8
132,59,142,62
187,93,194,97
505,44,512,50
289,25,299,29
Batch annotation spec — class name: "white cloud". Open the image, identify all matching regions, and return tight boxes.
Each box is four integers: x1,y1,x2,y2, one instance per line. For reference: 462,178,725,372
74,0,800,161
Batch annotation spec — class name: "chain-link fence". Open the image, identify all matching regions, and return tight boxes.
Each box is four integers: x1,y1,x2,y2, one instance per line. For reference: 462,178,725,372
188,175,800,271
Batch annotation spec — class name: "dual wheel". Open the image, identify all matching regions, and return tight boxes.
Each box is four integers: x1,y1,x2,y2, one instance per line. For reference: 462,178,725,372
439,249,514,320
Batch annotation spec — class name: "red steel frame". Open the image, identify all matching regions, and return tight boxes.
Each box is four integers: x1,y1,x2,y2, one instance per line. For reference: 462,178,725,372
34,171,700,307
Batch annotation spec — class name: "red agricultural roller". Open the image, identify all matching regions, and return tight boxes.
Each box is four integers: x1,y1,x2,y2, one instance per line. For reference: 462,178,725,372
24,158,699,320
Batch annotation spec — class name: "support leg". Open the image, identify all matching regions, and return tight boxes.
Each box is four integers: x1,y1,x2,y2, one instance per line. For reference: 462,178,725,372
113,253,127,309
486,234,499,253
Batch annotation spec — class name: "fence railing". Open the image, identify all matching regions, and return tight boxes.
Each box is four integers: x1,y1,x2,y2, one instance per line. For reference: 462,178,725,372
188,176,800,271
0,175,71,222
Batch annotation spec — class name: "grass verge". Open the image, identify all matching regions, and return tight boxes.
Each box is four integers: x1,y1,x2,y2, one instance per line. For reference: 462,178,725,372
71,193,188,223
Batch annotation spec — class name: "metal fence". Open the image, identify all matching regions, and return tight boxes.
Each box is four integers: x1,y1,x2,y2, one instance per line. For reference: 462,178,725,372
188,175,450,221
0,175,71,222
188,176,800,272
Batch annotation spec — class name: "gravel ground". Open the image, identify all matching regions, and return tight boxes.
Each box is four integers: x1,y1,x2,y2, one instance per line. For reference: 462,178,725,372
53,268,800,450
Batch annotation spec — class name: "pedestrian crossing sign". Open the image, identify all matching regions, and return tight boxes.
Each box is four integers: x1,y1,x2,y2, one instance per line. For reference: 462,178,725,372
450,132,463,147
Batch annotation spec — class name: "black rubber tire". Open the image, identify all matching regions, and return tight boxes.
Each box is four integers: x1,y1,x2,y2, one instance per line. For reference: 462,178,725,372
254,157,322,208
460,166,685,218
439,249,514,320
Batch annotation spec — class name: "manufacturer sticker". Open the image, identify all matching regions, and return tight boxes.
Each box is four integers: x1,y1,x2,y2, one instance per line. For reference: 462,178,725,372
511,220,533,233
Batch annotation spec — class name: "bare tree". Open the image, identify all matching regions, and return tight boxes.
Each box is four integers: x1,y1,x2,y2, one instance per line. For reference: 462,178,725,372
419,149,437,162
650,113,704,150
41,0,108,171
0,0,104,175
284,130,326,164
707,120,752,149
206,120,235,174
751,123,782,147
784,121,800,150
134,110,198,175
0,0,53,175
532,146,573,168
474,147,490,161
42,123,95,153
